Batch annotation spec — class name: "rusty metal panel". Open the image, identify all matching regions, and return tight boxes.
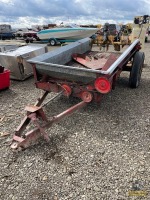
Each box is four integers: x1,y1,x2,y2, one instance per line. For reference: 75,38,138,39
72,52,120,70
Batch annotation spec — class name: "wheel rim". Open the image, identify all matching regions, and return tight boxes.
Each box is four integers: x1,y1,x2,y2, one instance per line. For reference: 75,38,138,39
50,40,55,46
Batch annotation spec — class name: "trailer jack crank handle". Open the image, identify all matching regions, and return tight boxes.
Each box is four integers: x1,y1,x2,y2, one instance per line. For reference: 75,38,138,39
10,101,87,150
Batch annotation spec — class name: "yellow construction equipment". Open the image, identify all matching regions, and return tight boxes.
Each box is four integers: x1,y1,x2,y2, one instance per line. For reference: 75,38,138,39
93,15,149,51
131,15,149,49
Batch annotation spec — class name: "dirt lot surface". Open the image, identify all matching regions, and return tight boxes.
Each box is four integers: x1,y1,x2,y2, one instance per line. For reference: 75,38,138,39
0,40,150,200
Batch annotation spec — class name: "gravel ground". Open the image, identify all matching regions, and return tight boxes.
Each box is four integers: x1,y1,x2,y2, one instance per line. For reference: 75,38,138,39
0,40,150,200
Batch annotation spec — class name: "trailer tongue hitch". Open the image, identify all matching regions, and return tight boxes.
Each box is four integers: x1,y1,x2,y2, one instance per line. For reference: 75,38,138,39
10,91,87,150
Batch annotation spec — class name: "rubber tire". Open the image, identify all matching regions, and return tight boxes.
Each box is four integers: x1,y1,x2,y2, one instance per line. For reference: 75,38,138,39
129,51,145,88
145,37,148,43
49,39,56,46
36,37,40,41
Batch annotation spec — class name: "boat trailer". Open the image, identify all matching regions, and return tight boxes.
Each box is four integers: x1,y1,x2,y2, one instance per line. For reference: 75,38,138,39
10,38,144,149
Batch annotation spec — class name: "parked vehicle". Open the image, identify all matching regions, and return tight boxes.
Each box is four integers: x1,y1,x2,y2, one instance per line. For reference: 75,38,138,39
14,28,38,40
0,32,15,40
0,24,12,33
0,24,15,40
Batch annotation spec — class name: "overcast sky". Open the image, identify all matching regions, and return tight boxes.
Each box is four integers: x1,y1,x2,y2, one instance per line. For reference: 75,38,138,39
0,0,150,28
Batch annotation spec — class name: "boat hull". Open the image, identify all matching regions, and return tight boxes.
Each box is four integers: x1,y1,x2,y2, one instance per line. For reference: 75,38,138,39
37,27,98,41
